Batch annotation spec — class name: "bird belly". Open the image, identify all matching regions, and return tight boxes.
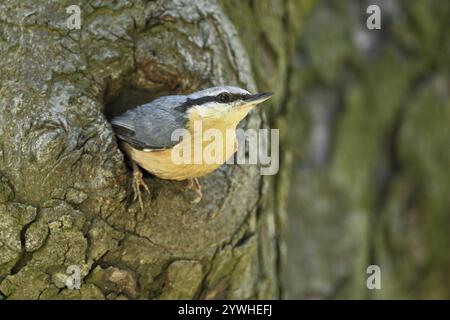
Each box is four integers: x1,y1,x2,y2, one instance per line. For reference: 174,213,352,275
133,152,223,181
121,133,237,181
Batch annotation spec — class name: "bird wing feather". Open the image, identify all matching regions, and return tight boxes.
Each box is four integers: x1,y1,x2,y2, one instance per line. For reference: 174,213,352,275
111,96,187,150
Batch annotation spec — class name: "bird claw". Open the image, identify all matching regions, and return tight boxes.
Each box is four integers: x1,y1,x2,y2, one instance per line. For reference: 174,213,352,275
187,178,202,204
132,162,150,212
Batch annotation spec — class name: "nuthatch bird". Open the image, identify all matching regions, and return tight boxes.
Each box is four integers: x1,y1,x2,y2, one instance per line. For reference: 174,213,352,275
111,86,273,211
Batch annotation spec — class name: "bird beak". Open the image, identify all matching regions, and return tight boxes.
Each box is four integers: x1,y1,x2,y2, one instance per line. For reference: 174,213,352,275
244,92,274,105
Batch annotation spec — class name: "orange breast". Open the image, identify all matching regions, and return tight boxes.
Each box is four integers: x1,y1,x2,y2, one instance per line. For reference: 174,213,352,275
121,130,237,181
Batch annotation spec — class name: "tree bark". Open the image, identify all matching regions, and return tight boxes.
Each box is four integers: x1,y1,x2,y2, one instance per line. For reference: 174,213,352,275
284,0,450,299
0,0,309,299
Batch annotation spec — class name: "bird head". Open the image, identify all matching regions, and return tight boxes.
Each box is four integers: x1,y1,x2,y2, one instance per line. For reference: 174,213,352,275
180,86,273,127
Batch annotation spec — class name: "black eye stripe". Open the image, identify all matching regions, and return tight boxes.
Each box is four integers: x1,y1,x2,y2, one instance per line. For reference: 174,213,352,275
175,93,250,112
218,93,230,102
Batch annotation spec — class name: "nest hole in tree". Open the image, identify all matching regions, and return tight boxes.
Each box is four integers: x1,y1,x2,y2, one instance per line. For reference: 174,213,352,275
102,81,182,187
103,85,164,121
102,82,161,179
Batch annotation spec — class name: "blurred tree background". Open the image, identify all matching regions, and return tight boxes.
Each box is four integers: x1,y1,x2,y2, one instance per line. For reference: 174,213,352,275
283,0,450,299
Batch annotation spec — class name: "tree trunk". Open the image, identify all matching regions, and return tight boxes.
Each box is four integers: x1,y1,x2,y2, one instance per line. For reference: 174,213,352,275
0,0,309,299
284,0,450,299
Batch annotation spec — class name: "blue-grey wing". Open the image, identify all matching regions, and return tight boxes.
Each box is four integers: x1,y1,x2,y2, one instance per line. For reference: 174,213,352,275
111,96,187,150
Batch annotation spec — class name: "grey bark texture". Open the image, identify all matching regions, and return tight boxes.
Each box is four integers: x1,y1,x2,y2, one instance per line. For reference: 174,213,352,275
0,0,309,299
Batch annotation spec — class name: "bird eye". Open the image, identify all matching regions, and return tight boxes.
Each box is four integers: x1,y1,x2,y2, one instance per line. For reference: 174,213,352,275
218,93,231,103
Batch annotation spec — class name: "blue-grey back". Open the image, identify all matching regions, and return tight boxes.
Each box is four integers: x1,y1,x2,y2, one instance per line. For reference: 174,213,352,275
111,95,188,150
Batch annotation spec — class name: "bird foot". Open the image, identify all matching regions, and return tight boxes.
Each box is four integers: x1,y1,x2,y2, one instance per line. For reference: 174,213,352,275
132,162,150,212
186,178,202,204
